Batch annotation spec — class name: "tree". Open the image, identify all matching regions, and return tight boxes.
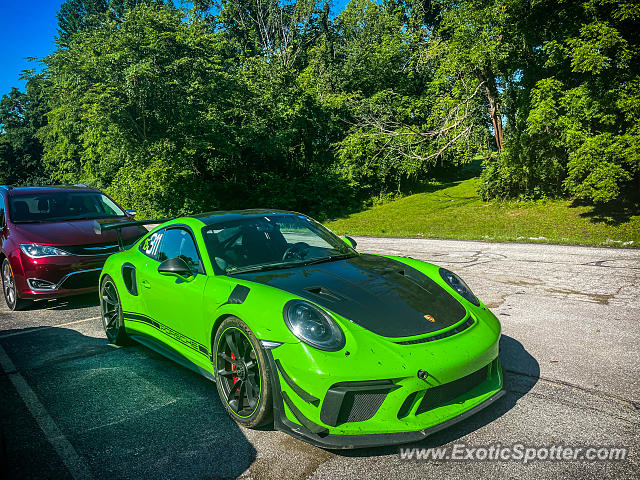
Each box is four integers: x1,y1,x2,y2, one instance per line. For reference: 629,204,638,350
0,71,49,185
480,0,640,202
56,0,109,45
2,0,637,215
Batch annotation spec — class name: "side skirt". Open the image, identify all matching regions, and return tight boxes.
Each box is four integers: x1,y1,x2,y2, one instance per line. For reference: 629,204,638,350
128,330,215,383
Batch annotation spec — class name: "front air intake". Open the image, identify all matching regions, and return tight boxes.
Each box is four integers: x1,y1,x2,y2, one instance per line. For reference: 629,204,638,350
415,364,488,415
320,380,399,427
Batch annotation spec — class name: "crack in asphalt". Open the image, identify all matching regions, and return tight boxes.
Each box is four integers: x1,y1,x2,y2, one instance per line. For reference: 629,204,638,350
505,368,638,410
512,389,640,426
545,288,615,305
582,259,640,270
3,344,119,375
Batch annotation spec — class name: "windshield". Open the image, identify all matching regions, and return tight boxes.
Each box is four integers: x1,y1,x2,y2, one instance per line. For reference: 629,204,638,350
202,214,356,274
9,192,126,223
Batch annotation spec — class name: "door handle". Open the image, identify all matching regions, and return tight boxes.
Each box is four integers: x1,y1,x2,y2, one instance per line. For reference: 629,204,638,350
141,280,151,289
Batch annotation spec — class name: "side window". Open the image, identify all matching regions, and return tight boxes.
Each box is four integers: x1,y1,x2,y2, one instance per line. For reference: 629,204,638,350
157,228,201,273
139,229,165,260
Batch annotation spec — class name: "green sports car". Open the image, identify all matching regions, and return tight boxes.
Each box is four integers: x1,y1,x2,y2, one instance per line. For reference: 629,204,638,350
97,210,504,449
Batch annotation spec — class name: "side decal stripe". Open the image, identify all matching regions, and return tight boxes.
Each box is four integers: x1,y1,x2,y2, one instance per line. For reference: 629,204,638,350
123,311,210,358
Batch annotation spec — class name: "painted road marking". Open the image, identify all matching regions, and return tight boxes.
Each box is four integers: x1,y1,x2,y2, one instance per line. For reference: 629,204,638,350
0,316,101,339
0,344,95,480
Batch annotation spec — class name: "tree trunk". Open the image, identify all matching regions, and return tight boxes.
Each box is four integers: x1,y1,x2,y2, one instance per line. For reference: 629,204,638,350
476,68,504,151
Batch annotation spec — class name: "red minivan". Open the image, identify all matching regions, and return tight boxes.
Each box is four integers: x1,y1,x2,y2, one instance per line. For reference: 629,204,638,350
0,185,146,310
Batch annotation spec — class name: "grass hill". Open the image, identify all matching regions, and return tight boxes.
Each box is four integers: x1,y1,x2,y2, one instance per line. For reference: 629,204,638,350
325,176,639,247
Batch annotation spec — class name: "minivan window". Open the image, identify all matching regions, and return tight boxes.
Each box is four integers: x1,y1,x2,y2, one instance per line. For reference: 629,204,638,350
9,192,126,223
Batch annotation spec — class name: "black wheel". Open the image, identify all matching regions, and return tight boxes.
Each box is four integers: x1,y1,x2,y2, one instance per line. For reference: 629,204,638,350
2,259,31,311
213,317,273,428
100,275,131,345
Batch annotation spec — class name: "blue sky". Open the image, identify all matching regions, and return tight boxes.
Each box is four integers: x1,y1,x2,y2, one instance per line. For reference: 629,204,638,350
0,0,350,97
0,0,65,95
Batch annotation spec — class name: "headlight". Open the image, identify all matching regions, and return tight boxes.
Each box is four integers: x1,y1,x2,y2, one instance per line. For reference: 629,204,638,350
20,244,71,258
283,300,345,351
439,268,480,306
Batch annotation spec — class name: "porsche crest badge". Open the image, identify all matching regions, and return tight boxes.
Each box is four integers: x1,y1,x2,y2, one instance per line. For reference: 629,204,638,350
424,314,435,323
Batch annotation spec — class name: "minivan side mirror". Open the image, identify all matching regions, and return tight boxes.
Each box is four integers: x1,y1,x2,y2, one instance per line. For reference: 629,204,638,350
342,236,357,249
158,257,193,278
125,209,137,218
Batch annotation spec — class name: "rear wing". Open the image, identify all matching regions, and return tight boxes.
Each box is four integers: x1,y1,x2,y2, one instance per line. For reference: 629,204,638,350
93,218,173,250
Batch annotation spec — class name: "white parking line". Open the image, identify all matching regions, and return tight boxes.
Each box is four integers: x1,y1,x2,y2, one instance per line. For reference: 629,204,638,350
0,316,101,339
0,344,95,480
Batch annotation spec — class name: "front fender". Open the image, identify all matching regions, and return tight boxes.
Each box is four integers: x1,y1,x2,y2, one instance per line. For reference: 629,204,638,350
205,277,302,346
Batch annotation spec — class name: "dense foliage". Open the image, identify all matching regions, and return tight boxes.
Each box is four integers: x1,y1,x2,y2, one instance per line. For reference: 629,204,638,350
1,0,638,218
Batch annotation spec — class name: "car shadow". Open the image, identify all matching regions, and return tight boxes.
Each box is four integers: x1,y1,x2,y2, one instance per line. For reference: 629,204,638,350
570,194,640,227
21,292,100,311
0,325,256,479
334,334,539,457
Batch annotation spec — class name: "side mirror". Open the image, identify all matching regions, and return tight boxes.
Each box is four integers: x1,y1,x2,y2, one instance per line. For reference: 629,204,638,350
342,236,357,249
125,209,137,218
158,257,193,278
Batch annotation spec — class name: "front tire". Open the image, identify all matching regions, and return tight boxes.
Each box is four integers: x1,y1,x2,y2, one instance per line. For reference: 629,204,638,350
100,275,131,345
213,317,273,428
2,259,31,311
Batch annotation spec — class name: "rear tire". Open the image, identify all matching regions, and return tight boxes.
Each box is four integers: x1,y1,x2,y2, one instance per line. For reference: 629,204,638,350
100,275,131,345
2,259,32,311
213,316,273,428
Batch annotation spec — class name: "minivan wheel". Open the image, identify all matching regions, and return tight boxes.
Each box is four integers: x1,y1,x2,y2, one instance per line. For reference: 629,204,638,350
2,259,32,311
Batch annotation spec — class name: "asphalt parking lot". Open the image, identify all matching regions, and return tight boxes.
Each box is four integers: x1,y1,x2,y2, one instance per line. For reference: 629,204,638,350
1,238,638,479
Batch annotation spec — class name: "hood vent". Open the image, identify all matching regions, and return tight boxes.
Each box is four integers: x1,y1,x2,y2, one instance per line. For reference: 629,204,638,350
397,268,424,287
305,286,342,301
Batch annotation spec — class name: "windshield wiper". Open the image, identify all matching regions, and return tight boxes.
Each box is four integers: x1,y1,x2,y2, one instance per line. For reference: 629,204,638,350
228,262,303,275
228,253,357,275
301,253,357,266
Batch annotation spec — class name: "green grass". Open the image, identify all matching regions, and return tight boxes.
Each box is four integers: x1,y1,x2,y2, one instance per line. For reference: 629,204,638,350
325,177,640,247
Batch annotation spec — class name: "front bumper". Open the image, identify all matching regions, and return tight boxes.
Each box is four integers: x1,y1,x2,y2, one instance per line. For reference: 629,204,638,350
12,251,107,299
266,349,504,449
264,310,504,449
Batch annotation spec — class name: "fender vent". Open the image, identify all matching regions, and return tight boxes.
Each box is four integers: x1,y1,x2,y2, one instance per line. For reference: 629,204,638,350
121,263,138,296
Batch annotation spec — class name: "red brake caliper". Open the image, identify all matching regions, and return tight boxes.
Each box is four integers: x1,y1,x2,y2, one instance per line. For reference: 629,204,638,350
230,352,238,383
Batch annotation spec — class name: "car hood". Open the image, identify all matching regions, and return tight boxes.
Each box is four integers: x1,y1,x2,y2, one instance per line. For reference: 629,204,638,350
235,254,467,338
12,219,145,246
